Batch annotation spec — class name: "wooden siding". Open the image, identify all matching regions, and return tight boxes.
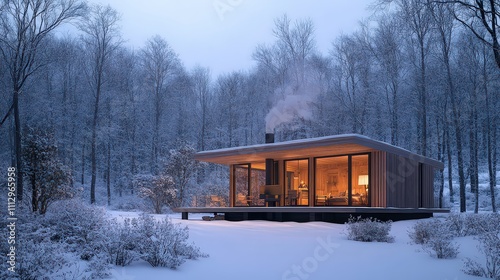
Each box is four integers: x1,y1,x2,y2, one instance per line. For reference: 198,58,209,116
229,165,234,207
421,165,435,208
386,153,420,208
370,151,387,207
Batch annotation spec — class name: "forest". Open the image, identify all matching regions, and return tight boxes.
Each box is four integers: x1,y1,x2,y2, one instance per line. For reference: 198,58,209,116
0,0,499,214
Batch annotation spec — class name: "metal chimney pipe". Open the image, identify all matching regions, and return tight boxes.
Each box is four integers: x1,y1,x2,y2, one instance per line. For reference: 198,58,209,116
265,133,274,144
265,133,275,185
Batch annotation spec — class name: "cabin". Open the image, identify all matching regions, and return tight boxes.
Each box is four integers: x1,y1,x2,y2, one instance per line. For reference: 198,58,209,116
177,134,448,223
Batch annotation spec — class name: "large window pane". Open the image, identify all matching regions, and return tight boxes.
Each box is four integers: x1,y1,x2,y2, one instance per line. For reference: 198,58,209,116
351,155,369,206
285,159,309,206
315,156,348,206
234,164,249,206
234,163,267,206
250,163,266,206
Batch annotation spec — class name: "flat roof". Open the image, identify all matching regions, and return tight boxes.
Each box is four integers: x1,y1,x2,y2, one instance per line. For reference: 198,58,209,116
195,134,444,169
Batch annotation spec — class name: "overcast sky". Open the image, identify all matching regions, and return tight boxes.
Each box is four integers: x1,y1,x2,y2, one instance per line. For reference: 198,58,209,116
86,0,373,78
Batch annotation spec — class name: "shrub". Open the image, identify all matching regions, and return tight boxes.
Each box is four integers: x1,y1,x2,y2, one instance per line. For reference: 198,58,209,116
463,231,500,279
345,216,394,243
408,219,441,245
42,199,108,254
423,233,460,259
446,212,467,237
465,213,500,235
133,174,177,214
408,218,459,259
445,212,500,237
23,127,74,214
137,214,208,268
16,239,72,280
1,210,81,280
2,199,208,279
100,218,142,267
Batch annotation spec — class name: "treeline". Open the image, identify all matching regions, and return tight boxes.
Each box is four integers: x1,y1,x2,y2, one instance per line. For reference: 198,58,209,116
0,0,498,212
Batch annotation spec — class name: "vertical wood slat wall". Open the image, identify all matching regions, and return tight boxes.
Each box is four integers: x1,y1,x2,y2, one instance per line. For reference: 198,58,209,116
385,153,437,208
386,153,420,208
229,165,234,207
421,165,435,208
370,151,387,207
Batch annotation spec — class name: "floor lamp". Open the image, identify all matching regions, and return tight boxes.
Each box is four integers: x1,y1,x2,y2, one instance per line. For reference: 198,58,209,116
358,175,369,195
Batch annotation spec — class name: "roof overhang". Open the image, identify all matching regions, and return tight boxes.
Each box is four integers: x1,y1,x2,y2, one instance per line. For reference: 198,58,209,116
195,134,444,169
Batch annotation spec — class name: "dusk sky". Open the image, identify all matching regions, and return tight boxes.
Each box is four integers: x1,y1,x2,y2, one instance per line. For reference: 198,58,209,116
85,0,373,77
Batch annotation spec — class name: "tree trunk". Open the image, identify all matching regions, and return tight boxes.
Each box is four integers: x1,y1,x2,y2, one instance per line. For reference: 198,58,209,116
30,165,38,212
391,80,399,146
437,118,444,208
107,142,111,206
13,87,23,201
445,119,454,203
90,81,101,204
419,39,428,157
491,126,497,212
447,73,466,213
439,28,466,212
81,142,85,185
469,91,479,213
483,51,497,213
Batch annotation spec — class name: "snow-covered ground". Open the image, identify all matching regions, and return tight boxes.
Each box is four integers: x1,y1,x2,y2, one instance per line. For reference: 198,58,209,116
107,211,483,280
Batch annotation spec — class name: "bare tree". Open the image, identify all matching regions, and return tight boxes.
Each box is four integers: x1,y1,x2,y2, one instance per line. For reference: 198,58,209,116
439,0,500,68
191,66,212,151
480,40,498,213
79,4,121,204
331,34,365,133
372,16,405,145
165,143,199,208
272,14,315,87
401,0,433,156
253,14,316,98
140,35,179,174
430,2,468,212
438,0,498,212
0,0,86,201
456,31,482,212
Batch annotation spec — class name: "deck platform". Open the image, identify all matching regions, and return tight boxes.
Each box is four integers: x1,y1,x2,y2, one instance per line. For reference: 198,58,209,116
174,207,450,223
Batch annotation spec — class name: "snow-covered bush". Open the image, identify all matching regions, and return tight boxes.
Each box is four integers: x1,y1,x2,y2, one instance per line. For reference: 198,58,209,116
463,213,500,235
345,216,394,242
137,214,208,268
463,231,500,279
446,212,500,237
133,174,177,214
446,212,467,237
423,232,460,259
16,238,72,280
23,127,74,214
42,199,107,254
408,218,459,259
100,218,142,267
408,218,441,245
0,209,83,280
165,142,201,208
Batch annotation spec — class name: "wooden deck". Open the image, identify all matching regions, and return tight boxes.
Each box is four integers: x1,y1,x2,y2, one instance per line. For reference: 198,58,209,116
174,207,450,223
